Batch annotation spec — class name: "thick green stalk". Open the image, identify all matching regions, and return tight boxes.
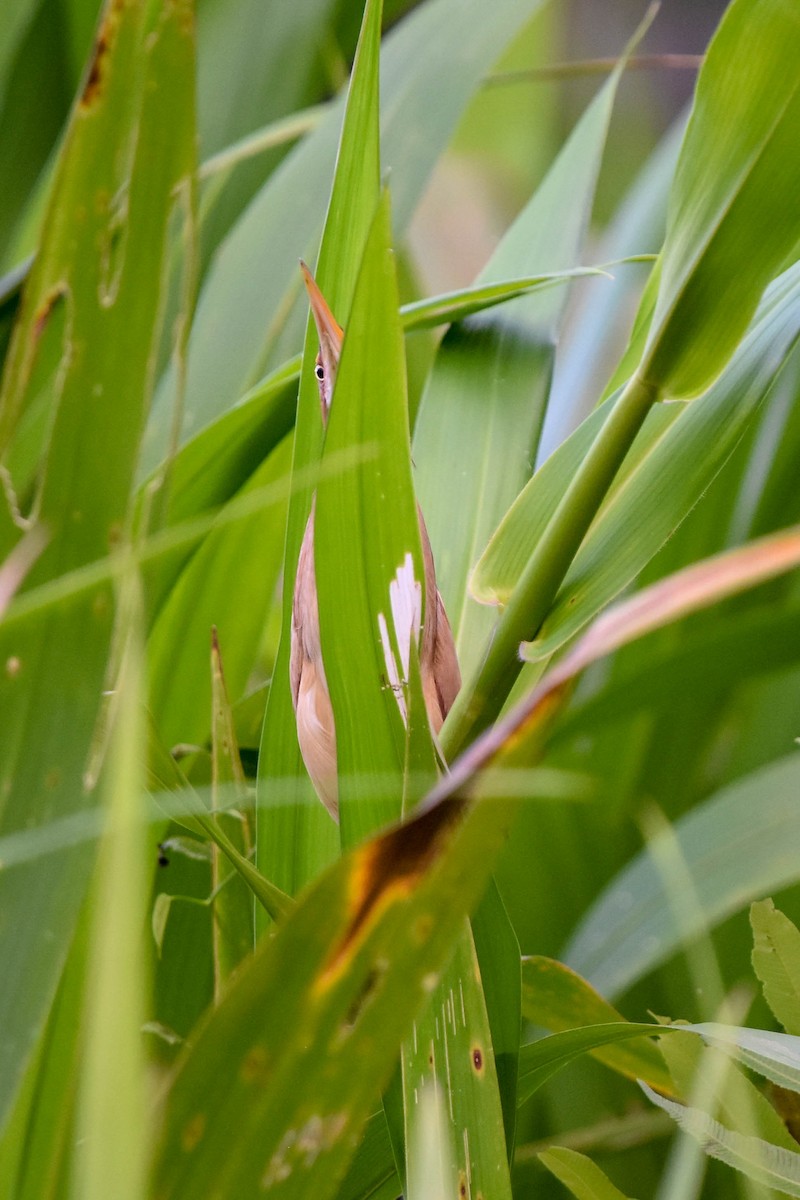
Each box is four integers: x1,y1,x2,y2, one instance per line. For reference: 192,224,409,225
440,371,660,757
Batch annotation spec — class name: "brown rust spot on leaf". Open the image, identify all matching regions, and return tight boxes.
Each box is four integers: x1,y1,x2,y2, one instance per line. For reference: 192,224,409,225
318,795,465,985
180,1112,206,1153
342,962,385,1030
80,0,125,109
240,1043,270,1085
470,1045,484,1073
32,287,67,343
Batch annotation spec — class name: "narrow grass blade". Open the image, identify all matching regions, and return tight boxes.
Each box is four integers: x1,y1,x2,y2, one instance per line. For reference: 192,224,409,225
539,1147,634,1200
316,188,428,839
415,57,628,677
521,956,672,1093
72,592,148,1200
147,0,548,462
402,925,513,1200
641,1083,800,1197
517,1022,668,1106
257,0,382,898
152,764,520,1198
473,262,800,660
640,0,800,398
565,756,800,1000
0,0,195,1129
210,629,255,993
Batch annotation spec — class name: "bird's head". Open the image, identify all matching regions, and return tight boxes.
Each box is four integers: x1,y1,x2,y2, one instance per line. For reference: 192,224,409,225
300,261,344,426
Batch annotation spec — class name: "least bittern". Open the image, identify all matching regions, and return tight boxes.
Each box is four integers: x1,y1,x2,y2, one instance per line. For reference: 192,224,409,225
290,264,461,818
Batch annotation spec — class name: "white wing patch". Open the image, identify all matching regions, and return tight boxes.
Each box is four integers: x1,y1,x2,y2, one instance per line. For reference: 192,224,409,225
378,551,422,727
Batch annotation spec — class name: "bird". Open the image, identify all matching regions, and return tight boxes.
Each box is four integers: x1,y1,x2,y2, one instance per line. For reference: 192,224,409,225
290,262,461,819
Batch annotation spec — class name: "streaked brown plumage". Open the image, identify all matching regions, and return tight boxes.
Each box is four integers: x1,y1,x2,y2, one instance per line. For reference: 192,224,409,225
290,264,461,819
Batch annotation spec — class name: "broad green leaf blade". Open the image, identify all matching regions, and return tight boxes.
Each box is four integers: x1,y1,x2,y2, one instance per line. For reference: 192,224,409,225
316,188,428,841
147,437,291,748
538,1147,633,1200
73,598,148,1200
552,591,800,743
138,352,299,533
640,0,800,398
0,902,89,1200
641,1083,800,1197
194,0,336,254
415,61,627,677
147,0,547,463
521,956,672,1093
152,783,520,1198
517,1023,666,1106
257,0,383,899
660,1030,800,1157
471,882,522,1154
402,925,513,1200
543,116,684,448
407,1084,455,1200
686,1023,800,1095
0,0,195,1130
565,755,800,1000
476,260,800,658
210,630,255,993
471,400,681,607
751,899,800,1036
336,1111,398,1200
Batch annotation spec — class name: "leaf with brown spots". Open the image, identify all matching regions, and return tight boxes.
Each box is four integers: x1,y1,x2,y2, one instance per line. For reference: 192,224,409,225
0,0,196,1130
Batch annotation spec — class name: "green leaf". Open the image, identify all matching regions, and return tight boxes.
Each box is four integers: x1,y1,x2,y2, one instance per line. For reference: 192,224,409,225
73,592,148,1200
520,956,672,1093
641,1082,800,1197
152,769,520,1198
565,755,800,1000
660,1030,799,1156
402,925,513,1200
0,902,89,1200
0,0,195,1130
147,436,292,748
751,899,800,1036
685,1023,800,1096
147,726,293,924
256,0,383,899
551,593,800,743
415,61,627,678
147,0,548,463
471,399,682,607
538,1147,634,1200
545,117,683,440
474,260,800,659
400,269,608,332
517,1022,667,1106
640,0,800,398
336,1111,398,1200
316,188,428,839
209,629,255,993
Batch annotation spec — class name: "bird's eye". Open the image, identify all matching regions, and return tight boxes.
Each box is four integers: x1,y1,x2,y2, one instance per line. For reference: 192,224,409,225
314,363,325,381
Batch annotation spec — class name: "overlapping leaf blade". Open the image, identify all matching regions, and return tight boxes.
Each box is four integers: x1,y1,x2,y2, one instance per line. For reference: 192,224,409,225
0,0,195,1129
